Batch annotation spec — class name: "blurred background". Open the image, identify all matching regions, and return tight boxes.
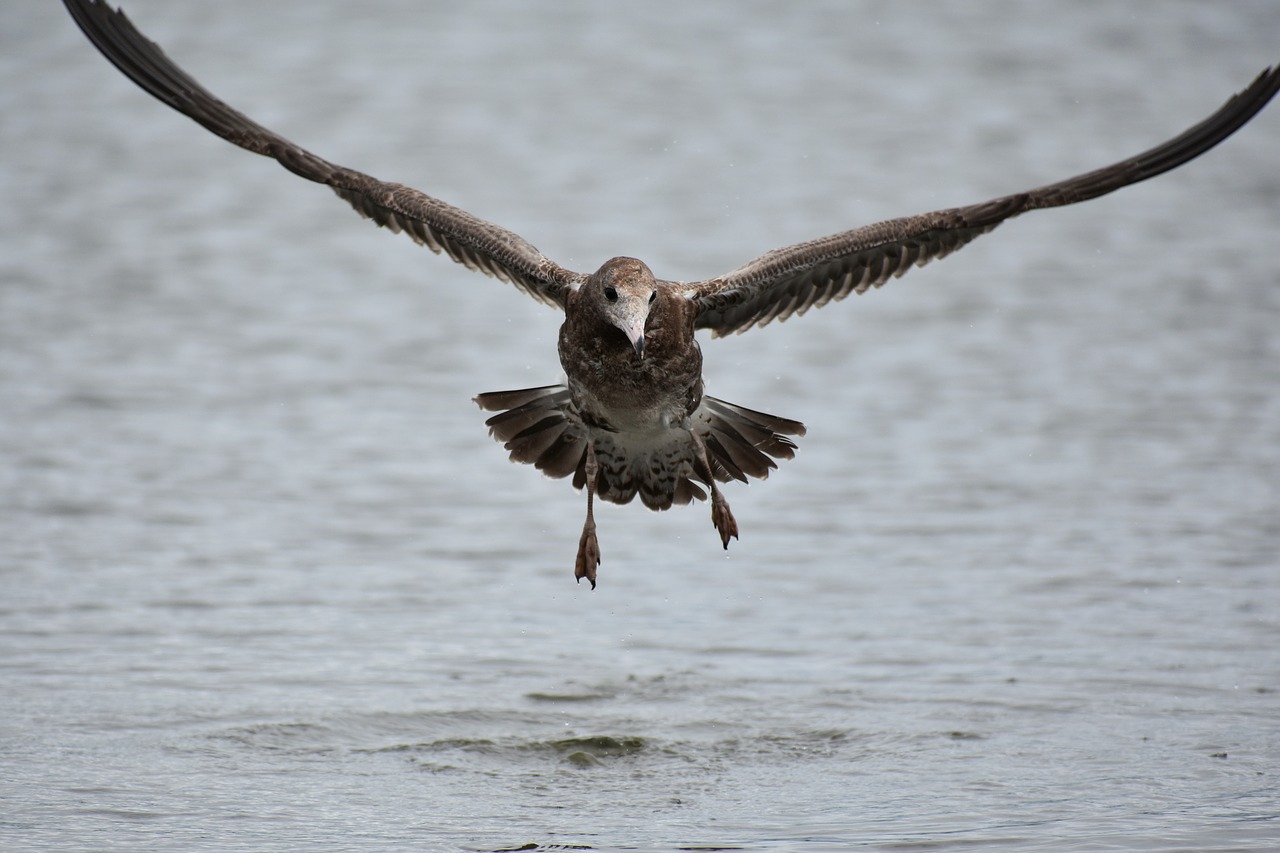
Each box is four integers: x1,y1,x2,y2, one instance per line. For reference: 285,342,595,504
2,2,1278,851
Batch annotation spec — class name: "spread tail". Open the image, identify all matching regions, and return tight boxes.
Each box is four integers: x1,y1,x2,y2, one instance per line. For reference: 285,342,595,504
474,385,805,510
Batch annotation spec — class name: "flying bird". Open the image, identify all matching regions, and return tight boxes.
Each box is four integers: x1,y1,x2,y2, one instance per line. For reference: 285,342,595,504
64,0,1280,587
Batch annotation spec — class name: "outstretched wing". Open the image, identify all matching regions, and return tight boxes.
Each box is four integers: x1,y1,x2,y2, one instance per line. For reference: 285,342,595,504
690,65,1280,336
64,0,583,308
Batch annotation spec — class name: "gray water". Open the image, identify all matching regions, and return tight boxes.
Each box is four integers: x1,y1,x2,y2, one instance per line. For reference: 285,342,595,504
3,2,1279,850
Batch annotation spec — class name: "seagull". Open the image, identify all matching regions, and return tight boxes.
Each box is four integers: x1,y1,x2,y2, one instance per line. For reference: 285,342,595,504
64,0,1280,587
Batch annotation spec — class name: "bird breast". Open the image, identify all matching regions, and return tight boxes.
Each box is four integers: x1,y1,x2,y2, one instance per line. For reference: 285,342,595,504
558,298,703,432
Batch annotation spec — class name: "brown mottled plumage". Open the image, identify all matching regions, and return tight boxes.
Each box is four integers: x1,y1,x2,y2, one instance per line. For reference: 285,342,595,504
64,0,1280,585
478,257,803,585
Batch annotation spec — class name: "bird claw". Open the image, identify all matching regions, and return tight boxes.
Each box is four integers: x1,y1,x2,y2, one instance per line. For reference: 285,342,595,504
712,501,739,549
575,527,601,588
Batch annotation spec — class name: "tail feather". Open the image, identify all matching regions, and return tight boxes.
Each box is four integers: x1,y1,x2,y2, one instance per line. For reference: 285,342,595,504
475,384,804,509
474,385,586,479
474,384,567,418
699,396,805,483
503,416,570,465
673,478,708,505
539,431,588,481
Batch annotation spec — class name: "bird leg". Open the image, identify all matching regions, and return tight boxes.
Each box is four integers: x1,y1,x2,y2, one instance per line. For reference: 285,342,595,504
692,432,739,549
575,442,602,588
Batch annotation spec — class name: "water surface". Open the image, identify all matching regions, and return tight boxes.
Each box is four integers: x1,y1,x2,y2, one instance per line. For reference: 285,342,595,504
3,2,1279,850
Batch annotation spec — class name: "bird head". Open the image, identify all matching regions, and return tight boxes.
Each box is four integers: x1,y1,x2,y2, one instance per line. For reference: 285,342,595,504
591,256,659,359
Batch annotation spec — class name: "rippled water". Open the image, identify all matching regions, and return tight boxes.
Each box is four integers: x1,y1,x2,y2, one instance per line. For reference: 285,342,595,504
3,2,1279,850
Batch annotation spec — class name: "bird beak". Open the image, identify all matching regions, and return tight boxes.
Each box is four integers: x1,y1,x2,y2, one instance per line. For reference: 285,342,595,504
625,323,646,359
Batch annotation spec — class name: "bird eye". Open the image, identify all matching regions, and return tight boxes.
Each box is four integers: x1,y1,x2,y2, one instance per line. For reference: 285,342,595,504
649,291,657,303
603,286,618,302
